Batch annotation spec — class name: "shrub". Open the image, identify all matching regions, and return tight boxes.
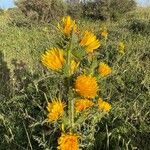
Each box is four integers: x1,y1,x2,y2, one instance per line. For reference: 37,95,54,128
83,0,109,20
128,19,150,34
15,0,67,23
82,0,136,20
67,3,83,19
8,8,31,27
110,0,136,20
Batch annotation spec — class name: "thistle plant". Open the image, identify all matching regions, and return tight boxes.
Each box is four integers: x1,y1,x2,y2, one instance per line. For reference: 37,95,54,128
41,16,113,150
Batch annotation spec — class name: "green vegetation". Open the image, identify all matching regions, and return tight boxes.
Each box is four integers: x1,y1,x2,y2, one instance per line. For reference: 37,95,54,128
13,0,136,25
0,5,150,150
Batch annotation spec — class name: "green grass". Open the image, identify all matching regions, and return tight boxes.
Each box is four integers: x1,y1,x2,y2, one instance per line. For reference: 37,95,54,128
0,13,56,71
0,7,150,150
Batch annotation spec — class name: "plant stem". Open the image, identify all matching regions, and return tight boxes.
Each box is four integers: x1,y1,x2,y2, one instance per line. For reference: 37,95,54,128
67,31,74,130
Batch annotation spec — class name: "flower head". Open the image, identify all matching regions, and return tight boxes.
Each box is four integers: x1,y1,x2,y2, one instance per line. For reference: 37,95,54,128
80,31,100,53
75,75,98,98
58,133,79,150
47,99,65,122
70,60,79,75
58,16,77,36
41,48,64,71
101,27,108,39
98,98,111,112
98,63,112,77
118,42,125,54
75,99,94,113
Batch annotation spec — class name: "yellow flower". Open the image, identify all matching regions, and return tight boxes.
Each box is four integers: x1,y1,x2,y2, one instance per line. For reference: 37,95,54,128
58,133,79,150
101,31,108,39
80,31,100,53
75,75,98,98
41,48,64,71
47,99,65,122
118,42,125,54
70,60,79,75
58,16,77,36
98,63,112,77
98,98,111,112
101,27,108,39
75,99,94,112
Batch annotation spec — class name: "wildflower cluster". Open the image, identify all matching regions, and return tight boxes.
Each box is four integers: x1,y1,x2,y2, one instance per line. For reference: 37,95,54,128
40,16,124,149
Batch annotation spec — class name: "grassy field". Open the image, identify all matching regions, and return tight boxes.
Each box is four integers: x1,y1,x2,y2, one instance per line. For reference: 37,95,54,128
0,7,150,150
